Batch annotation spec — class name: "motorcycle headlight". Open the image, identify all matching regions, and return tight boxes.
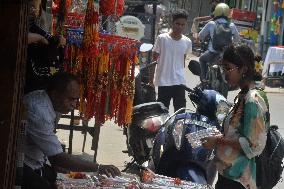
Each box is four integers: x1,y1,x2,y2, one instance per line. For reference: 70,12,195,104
172,119,184,150
216,100,230,125
140,114,169,133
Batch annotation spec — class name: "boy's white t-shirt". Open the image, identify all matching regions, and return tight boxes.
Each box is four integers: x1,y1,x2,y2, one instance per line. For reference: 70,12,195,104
152,32,192,86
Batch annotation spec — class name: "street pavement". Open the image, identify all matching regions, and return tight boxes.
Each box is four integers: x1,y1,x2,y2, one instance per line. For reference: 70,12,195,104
56,55,284,188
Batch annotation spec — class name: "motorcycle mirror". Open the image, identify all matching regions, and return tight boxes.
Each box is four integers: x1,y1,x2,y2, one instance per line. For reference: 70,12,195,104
188,60,201,76
140,43,153,52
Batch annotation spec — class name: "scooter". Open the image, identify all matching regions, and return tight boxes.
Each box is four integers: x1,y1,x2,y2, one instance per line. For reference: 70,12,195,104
122,44,170,173
152,86,230,184
152,62,231,185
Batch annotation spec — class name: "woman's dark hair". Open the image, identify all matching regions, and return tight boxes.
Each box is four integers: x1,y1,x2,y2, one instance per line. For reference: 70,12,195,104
171,9,188,22
223,44,262,81
47,72,79,93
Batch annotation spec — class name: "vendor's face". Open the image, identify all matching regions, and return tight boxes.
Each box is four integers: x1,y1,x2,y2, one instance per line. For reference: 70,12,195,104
221,60,242,90
172,18,187,34
55,80,80,114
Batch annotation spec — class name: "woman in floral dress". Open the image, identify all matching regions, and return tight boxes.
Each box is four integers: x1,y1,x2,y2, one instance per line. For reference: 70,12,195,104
202,44,269,189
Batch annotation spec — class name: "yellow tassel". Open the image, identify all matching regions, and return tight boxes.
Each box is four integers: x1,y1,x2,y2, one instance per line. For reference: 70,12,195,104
125,98,133,124
134,55,139,64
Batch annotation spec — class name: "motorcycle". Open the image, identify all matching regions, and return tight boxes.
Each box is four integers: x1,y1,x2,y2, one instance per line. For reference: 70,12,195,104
122,44,170,173
152,85,230,185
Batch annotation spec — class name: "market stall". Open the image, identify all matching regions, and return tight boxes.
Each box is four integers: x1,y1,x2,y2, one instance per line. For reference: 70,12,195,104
56,170,213,189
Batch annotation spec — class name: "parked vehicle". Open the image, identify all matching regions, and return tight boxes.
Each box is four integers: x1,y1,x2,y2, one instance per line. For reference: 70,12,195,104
123,102,169,171
152,85,230,185
123,44,169,172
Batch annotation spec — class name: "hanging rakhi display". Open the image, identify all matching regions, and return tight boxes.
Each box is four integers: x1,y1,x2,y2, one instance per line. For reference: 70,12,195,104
99,0,125,17
106,39,138,126
80,0,100,119
91,34,139,125
64,0,139,126
270,0,283,46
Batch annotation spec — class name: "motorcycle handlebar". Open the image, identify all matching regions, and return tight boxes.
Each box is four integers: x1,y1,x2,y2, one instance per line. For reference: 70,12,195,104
180,84,195,94
180,84,202,105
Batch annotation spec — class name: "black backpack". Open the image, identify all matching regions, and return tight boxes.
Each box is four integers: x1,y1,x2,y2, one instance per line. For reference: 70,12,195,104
256,125,284,189
212,21,232,51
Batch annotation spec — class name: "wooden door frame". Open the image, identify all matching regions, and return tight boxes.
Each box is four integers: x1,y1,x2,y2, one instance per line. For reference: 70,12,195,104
0,0,28,188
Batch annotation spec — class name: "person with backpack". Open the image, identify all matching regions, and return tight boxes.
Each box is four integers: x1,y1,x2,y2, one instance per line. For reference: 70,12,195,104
201,44,270,189
198,3,240,83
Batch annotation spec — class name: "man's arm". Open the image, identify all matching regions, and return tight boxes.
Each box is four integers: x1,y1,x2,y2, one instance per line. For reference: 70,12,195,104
150,35,161,87
149,52,159,86
231,24,241,43
49,153,120,177
198,21,212,41
49,153,98,172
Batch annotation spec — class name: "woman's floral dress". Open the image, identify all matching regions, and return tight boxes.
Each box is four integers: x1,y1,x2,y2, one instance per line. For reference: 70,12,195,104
215,89,270,189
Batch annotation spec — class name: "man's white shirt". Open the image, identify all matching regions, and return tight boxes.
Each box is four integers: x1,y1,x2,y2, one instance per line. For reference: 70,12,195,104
153,32,192,86
23,90,63,169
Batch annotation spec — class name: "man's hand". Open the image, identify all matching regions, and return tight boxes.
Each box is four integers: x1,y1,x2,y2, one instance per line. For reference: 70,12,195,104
28,32,49,45
98,164,121,177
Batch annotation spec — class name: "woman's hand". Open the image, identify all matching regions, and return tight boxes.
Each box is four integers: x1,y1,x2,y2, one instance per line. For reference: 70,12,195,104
98,164,121,177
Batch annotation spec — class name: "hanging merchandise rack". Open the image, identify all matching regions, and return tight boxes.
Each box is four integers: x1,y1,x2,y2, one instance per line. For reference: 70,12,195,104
53,0,141,161
64,0,140,126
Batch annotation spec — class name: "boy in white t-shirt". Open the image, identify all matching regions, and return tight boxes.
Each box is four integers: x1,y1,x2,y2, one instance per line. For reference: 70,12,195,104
151,9,192,112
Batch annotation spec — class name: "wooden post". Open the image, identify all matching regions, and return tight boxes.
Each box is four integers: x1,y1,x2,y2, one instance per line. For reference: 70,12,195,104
68,110,75,154
0,0,28,188
91,123,101,163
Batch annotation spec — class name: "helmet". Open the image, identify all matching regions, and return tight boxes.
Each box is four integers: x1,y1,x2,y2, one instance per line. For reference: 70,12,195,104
213,3,230,18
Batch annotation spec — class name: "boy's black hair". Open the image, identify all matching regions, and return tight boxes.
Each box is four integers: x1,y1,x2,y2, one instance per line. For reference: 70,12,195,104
171,9,188,22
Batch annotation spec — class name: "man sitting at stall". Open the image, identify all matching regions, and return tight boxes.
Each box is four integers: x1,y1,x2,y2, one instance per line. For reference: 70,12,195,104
22,72,121,189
